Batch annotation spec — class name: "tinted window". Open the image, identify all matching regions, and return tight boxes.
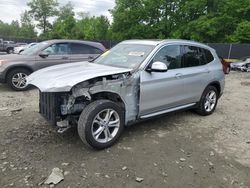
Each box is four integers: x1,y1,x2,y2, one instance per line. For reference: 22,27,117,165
70,43,103,54
182,46,213,67
153,45,182,69
43,43,69,55
204,49,214,63
182,46,201,67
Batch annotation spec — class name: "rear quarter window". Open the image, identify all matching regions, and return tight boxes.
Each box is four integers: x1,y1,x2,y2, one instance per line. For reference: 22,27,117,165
70,43,103,54
203,49,214,63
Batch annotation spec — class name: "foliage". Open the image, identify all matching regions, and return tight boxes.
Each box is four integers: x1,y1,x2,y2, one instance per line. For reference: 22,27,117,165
75,16,110,40
230,21,250,43
19,11,37,38
0,12,36,39
1,0,250,43
49,2,76,39
111,0,250,43
27,0,59,34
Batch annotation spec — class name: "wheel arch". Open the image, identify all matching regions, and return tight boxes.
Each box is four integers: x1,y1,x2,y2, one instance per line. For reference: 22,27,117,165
91,91,126,110
5,65,34,82
207,81,221,95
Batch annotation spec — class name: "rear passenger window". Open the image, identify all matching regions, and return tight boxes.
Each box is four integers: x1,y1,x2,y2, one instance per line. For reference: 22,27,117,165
182,46,213,67
152,45,182,69
69,43,103,54
182,46,202,67
203,49,214,63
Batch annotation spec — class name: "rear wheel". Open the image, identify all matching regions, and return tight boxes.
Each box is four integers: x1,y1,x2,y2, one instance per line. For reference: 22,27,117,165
195,86,218,116
78,99,124,149
6,68,31,91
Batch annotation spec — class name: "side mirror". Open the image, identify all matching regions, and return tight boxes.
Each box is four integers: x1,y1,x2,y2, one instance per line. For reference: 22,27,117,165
147,61,168,72
39,51,49,58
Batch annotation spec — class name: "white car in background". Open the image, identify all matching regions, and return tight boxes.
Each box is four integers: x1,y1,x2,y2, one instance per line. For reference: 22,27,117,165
231,57,250,71
14,43,37,54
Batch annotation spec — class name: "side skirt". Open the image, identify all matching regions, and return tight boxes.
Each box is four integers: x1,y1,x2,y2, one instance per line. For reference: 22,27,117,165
140,103,196,119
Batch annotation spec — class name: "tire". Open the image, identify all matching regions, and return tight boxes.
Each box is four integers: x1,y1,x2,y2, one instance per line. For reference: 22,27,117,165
7,48,14,54
195,86,218,116
6,68,31,91
78,99,125,149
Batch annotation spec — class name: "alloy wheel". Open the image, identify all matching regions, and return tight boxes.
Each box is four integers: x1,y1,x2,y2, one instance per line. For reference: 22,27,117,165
91,109,120,143
204,90,217,112
12,73,28,89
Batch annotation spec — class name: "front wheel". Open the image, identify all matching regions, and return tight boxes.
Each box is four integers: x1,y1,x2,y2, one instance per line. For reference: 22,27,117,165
6,68,31,91
78,100,125,149
195,86,218,116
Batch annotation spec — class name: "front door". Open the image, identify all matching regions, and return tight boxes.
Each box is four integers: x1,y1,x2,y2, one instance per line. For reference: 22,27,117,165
139,45,188,116
35,43,70,70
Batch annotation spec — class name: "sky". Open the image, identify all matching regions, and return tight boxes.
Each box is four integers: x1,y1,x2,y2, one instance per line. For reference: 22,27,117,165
0,0,116,23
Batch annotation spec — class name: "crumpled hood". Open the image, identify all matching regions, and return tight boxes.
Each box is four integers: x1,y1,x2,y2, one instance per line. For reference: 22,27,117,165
26,61,132,92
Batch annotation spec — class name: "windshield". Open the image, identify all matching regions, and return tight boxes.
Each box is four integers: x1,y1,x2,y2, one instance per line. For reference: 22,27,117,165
20,42,48,55
94,43,154,68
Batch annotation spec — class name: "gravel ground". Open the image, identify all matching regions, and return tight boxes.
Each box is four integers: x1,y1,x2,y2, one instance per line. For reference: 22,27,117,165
0,72,250,188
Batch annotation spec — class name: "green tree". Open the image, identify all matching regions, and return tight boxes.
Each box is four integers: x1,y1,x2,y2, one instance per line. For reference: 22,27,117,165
19,11,37,38
230,21,250,43
50,2,76,39
110,0,250,43
27,0,59,34
75,15,110,40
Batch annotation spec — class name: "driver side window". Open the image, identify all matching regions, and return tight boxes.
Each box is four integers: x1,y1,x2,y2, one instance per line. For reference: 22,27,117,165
43,43,69,55
153,45,182,69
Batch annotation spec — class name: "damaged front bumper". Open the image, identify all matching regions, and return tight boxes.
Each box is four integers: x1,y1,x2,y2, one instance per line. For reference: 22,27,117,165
39,72,140,132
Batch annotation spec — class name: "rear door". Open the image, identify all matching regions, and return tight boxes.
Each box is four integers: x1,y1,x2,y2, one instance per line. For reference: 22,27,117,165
35,42,70,70
68,43,104,62
180,45,214,103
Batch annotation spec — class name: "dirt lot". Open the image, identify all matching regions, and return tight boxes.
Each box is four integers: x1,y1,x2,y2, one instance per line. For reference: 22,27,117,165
0,72,250,188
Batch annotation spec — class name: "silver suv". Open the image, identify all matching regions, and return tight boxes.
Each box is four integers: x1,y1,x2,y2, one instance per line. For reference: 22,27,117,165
27,39,225,149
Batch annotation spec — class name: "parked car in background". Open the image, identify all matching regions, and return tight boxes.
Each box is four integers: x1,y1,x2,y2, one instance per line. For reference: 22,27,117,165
4,41,15,45
14,43,38,54
219,56,231,74
0,39,106,91
0,38,18,54
16,42,28,46
240,62,250,72
231,57,250,71
27,39,225,149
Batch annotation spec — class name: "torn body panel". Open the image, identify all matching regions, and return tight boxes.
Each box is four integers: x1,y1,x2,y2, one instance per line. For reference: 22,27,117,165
58,72,140,125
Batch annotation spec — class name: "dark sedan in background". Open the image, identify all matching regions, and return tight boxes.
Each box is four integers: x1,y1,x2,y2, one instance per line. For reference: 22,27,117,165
0,40,106,91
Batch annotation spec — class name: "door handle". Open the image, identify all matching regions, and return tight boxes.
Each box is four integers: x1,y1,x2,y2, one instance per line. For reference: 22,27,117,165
62,56,69,60
175,73,183,78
